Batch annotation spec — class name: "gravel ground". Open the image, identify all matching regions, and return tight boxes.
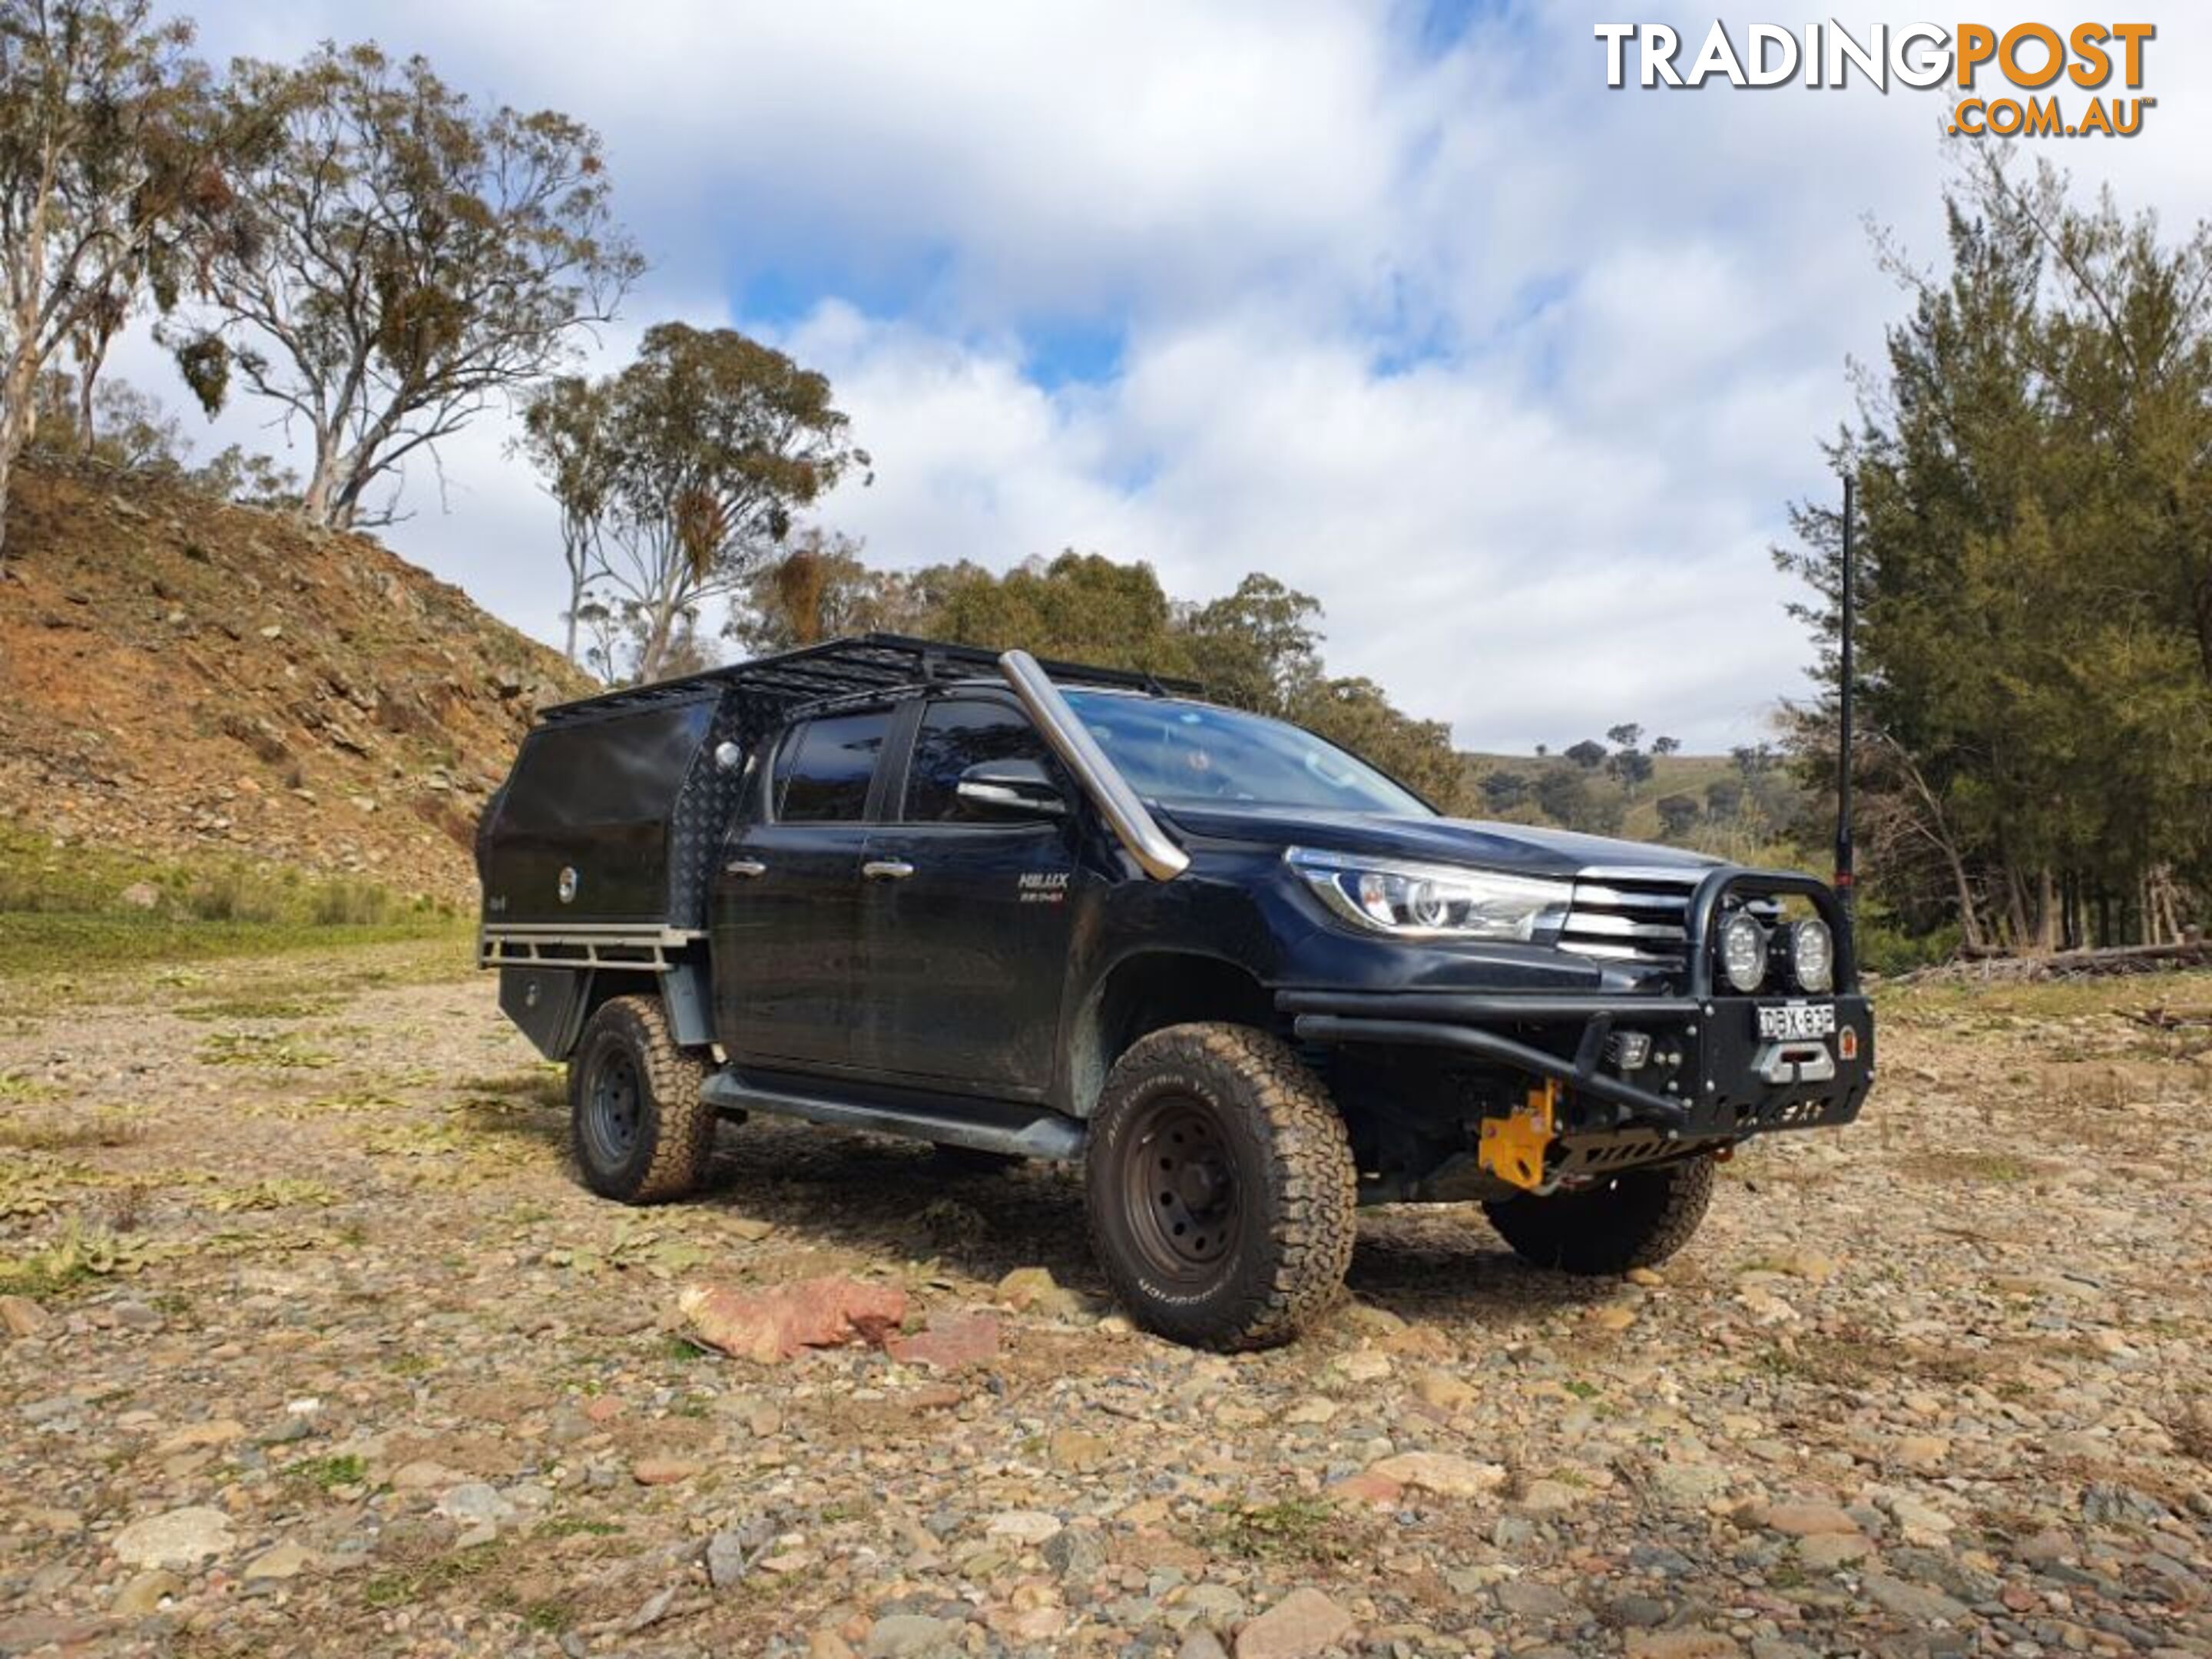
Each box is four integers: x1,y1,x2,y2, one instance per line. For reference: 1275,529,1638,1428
2,944,2210,1659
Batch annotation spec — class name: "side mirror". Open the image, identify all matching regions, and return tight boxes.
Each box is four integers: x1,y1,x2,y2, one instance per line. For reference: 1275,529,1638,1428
955,758,1066,820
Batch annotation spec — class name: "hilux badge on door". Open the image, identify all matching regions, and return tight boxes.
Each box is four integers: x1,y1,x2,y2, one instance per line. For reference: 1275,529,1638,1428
1018,871,1070,904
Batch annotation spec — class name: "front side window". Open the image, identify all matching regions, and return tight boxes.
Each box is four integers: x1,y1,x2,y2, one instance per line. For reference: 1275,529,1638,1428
775,710,891,822
903,700,1061,822
1061,691,1433,816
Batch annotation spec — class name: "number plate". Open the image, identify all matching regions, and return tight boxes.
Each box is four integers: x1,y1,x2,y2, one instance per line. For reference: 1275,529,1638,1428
1756,1002,1836,1041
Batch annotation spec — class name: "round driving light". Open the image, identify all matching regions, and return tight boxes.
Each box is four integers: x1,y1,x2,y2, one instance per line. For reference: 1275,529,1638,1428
1789,918,1834,993
1719,912,1767,994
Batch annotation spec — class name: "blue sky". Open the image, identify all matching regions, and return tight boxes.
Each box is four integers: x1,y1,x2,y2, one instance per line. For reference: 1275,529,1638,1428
116,2,2209,750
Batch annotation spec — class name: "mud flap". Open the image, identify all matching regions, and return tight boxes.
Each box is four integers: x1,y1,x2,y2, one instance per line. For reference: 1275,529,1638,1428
499,967,590,1060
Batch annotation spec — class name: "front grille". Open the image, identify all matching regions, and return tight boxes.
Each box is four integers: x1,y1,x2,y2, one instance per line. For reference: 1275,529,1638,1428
1558,867,1704,965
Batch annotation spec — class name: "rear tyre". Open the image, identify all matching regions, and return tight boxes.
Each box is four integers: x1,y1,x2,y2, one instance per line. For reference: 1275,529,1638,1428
1085,1023,1356,1351
569,995,716,1204
1483,1155,1716,1276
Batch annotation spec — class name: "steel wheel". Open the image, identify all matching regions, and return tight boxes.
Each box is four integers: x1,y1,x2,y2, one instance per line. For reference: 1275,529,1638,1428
582,1048,643,1167
1119,1094,1242,1285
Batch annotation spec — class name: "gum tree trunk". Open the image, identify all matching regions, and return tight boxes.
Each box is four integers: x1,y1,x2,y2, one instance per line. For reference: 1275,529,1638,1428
0,346,44,571
298,426,357,528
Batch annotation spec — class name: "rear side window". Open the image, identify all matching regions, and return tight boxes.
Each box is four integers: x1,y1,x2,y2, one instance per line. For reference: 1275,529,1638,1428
903,700,1059,822
775,710,891,822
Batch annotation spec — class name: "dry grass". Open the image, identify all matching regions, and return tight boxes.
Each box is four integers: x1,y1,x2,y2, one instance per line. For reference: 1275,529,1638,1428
196,1030,336,1070
0,1107,146,1153
1892,1149,2057,1185
1194,1496,1368,1565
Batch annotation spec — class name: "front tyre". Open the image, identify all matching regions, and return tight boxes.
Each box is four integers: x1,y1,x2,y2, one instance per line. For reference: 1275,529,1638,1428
1085,1023,1356,1351
569,995,716,1204
1483,1154,1716,1276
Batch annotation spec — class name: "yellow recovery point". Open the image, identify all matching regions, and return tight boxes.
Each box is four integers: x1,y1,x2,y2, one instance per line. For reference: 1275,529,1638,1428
1478,1079,1557,1192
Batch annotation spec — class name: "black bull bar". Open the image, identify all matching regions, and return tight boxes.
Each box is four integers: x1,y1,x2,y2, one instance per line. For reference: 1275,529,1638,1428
1279,869,1875,1141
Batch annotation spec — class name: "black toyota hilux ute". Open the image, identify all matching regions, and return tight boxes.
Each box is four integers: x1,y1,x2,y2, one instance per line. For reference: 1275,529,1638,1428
478,634,1873,1349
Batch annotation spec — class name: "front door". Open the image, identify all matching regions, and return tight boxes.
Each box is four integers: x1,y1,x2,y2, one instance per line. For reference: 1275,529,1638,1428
854,696,1081,1095
712,707,892,1074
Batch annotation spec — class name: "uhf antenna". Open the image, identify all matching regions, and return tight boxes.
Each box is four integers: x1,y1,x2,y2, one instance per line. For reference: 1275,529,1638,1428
1834,472,1856,921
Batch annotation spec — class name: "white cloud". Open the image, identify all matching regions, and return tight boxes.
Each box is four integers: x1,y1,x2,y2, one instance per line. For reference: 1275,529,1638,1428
118,0,2212,751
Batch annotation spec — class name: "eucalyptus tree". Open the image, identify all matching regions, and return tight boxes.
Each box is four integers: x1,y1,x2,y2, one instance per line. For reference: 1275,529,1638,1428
0,0,214,563
172,41,641,529
527,323,868,683
517,374,618,665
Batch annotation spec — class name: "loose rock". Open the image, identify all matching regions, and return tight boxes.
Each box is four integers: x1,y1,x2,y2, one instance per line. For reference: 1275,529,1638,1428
863,1613,959,1657
1235,1588,1356,1659
1368,1450,1507,1498
887,1311,1002,1372
680,1277,909,1363
110,1507,234,1571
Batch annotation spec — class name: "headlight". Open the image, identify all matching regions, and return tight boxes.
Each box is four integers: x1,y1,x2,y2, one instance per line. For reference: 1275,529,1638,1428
1288,847,1571,942
1718,912,1767,993
1788,918,1834,992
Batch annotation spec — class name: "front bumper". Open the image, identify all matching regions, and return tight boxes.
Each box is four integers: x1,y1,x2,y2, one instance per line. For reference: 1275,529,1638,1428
1280,987,1875,1144
1277,866,1876,1174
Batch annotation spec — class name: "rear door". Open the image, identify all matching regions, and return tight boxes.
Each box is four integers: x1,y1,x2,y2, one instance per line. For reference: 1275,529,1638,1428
712,707,892,1073
853,695,1081,1095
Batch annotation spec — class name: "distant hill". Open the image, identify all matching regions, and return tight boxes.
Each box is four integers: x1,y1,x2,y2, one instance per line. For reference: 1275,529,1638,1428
0,462,591,902
1456,748,1814,862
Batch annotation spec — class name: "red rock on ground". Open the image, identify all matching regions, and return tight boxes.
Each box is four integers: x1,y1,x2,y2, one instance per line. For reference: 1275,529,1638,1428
678,1277,909,1363
886,1312,1003,1372
1236,1588,1356,1658
1327,1469,1404,1508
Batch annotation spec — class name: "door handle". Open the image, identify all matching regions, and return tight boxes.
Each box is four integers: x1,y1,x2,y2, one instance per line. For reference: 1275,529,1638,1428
724,858,768,879
860,859,916,882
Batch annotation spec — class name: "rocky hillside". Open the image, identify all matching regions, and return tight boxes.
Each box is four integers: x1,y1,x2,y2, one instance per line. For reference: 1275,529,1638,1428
0,463,590,901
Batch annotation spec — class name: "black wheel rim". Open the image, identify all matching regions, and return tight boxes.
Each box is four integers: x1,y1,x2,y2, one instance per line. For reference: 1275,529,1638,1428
584,1048,643,1167
1120,1094,1240,1286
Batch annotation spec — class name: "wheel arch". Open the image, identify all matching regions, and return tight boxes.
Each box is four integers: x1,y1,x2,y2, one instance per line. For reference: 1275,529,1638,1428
1064,949,1278,1118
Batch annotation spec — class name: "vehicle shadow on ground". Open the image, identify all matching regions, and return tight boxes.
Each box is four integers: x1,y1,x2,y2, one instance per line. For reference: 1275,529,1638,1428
670,1116,1604,1331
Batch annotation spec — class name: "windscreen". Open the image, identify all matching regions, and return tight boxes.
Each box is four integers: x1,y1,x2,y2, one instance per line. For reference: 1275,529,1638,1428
1063,692,1433,816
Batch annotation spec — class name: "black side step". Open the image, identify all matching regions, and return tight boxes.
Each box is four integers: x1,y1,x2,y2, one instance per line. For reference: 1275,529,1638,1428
699,1073,1087,1163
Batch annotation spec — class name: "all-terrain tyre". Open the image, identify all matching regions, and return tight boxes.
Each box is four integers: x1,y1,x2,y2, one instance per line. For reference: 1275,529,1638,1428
1483,1155,1716,1276
1085,1023,1357,1350
569,995,717,1204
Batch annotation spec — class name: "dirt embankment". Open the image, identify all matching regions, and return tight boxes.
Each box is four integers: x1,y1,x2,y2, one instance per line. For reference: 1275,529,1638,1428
0,464,591,901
